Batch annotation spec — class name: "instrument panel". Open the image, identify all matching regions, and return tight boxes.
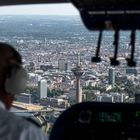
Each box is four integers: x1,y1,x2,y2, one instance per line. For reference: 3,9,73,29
50,102,140,140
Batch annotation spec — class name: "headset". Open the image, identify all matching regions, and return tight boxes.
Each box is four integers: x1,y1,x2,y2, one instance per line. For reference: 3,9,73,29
4,65,28,95
0,43,29,95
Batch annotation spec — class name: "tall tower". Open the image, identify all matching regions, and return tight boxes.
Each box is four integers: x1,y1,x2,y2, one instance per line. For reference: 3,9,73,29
72,52,84,103
108,68,115,86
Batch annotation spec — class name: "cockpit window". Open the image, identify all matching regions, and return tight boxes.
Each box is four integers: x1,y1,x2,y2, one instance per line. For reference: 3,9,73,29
3,3,139,135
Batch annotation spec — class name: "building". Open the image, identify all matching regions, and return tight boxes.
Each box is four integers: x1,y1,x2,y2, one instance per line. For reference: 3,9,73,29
96,94,114,102
58,59,71,71
108,68,115,86
101,94,114,102
26,62,35,72
110,92,124,103
40,64,53,71
96,93,124,103
135,93,140,103
16,93,32,104
126,68,137,76
69,87,82,101
38,79,47,99
40,97,69,108
96,96,102,102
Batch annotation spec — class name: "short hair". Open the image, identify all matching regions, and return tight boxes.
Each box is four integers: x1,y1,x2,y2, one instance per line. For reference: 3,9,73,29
0,42,22,64
0,42,22,93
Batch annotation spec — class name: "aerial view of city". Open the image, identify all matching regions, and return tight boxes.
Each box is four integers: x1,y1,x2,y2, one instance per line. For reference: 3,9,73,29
1,15,140,134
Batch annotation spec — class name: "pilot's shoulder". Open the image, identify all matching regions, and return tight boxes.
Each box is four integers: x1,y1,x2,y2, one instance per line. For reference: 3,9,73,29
24,117,41,128
7,111,40,129
7,112,48,139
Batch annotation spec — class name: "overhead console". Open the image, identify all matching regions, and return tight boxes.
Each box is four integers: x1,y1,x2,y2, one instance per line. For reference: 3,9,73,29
50,102,140,140
71,0,140,67
71,0,140,30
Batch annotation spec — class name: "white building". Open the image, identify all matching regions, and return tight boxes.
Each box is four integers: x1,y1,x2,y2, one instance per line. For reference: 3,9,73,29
38,79,47,99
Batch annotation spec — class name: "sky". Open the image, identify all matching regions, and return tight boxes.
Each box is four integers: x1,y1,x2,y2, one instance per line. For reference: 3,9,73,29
0,3,79,15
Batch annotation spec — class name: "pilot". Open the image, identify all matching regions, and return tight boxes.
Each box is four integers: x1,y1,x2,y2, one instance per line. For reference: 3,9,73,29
0,42,47,140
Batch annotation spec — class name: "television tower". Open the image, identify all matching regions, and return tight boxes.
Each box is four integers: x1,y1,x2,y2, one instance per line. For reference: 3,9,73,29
72,52,84,103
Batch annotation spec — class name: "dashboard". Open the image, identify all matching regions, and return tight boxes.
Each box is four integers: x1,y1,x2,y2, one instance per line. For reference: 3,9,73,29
50,102,140,140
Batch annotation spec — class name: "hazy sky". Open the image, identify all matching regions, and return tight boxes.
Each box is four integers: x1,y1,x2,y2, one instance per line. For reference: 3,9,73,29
0,3,79,15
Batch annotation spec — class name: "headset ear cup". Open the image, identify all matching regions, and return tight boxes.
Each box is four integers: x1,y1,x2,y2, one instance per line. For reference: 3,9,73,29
5,67,27,95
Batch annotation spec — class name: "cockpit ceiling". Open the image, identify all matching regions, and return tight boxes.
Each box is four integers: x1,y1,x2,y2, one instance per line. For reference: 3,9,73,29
0,0,70,6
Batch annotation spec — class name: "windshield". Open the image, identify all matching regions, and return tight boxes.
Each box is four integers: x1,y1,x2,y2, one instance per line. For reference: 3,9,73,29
1,3,139,136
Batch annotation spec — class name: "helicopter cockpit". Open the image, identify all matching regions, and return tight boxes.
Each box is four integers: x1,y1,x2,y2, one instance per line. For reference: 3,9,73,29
0,0,139,139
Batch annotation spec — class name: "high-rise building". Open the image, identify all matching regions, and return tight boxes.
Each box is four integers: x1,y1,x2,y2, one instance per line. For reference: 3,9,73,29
126,68,137,76
38,79,47,99
65,61,71,71
135,93,140,103
58,59,71,71
108,68,115,86
72,52,84,103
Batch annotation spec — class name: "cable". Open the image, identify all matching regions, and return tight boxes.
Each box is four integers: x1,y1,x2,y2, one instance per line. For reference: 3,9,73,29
126,29,136,67
110,30,120,66
91,30,102,62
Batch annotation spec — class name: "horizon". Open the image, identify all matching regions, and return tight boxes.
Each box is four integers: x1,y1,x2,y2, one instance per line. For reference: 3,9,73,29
0,4,79,15
0,14,79,16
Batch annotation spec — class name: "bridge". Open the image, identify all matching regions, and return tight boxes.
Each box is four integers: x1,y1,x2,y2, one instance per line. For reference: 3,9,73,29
12,101,44,110
11,101,65,113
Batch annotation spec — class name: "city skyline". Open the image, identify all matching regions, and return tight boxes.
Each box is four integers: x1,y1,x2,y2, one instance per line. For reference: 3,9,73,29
0,15,137,106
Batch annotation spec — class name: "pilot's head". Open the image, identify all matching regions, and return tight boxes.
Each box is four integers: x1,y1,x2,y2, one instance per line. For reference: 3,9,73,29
0,42,27,110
